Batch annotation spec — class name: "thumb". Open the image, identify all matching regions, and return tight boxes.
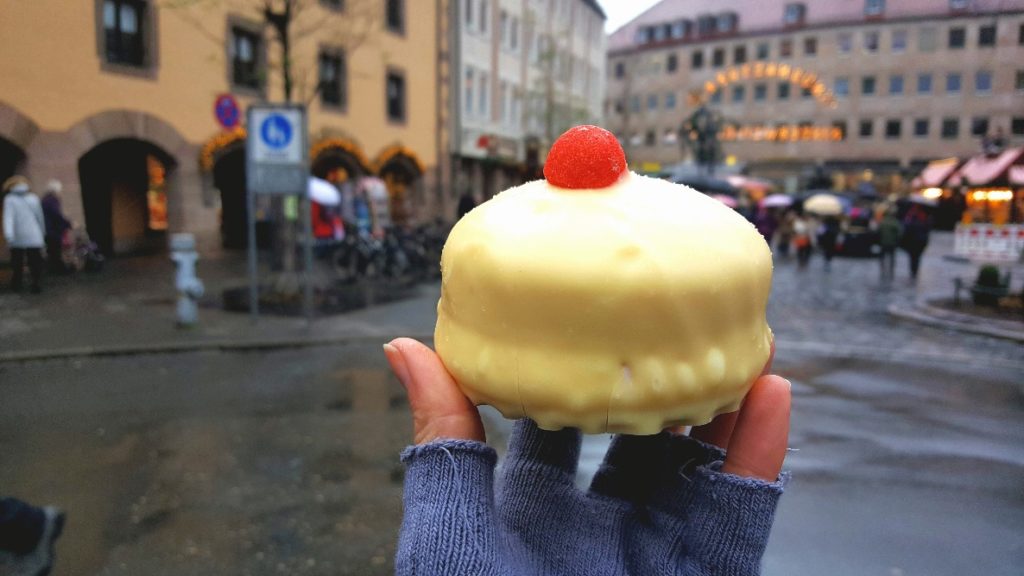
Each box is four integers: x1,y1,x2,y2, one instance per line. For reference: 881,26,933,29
721,375,791,481
384,338,485,445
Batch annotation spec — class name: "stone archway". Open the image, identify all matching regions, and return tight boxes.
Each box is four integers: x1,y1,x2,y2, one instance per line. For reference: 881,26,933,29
67,110,191,255
0,102,38,257
375,146,425,226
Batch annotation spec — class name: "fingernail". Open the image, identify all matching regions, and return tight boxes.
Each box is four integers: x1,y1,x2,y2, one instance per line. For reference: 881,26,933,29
781,377,792,390
383,342,411,388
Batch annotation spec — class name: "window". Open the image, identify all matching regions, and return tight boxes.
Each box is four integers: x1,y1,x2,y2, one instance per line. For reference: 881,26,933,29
948,27,965,49
975,71,992,93
386,70,406,122
734,45,747,64
718,12,738,33
691,49,704,69
1020,23,1024,45
318,51,346,109
645,130,656,147
756,42,769,60
865,0,884,17
885,119,901,139
946,72,961,94
479,0,488,35
500,11,508,45
231,27,261,89
804,36,817,56
889,75,904,95
712,48,725,67
510,17,518,50
697,14,716,35
835,77,849,97
464,0,473,28
862,76,876,96
950,0,968,10
386,0,405,34
831,120,847,140
917,73,933,94
913,118,929,137
613,100,623,114
864,31,879,52
859,120,874,138
919,27,937,51
754,83,767,101
647,94,658,110
665,92,677,109
320,0,343,9
478,71,488,117
464,67,474,114
630,95,640,112
653,23,667,42
614,61,625,79
1017,70,1024,90
801,86,812,99
710,90,723,104
778,82,790,100
978,24,996,47
663,128,678,146
780,38,793,58
971,117,989,136
784,3,806,25
671,20,690,39
1012,117,1024,136
892,30,907,52
103,0,147,67
941,117,959,139
732,85,745,103
666,54,678,73
838,32,852,54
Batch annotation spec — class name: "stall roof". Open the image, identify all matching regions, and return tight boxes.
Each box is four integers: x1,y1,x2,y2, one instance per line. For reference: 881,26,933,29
910,157,961,189
947,147,1024,188
1010,165,1024,187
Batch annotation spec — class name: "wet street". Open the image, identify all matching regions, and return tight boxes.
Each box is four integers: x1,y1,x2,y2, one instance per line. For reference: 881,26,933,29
2,244,1023,575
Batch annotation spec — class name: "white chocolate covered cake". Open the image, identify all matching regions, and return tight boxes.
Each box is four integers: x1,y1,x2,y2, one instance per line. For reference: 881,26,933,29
435,126,773,434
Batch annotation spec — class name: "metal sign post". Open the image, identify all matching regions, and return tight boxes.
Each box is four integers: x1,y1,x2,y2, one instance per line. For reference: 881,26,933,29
245,105,311,321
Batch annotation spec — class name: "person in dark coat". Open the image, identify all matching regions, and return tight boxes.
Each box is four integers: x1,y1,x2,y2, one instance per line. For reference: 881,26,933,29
816,216,841,271
457,192,477,220
40,180,71,274
901,204,932,280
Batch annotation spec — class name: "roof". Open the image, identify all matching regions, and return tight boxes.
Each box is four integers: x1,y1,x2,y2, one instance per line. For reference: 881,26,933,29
607,0,1023,52
1008,166,1024,187
947,147,1024,188
582,0,606,20
911,157,962,189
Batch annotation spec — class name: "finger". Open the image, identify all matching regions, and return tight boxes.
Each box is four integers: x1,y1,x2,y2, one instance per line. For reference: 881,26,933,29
690,340,775,448
589,432,671,501
722,375,791,481
384,338,485,445
506,419,581,478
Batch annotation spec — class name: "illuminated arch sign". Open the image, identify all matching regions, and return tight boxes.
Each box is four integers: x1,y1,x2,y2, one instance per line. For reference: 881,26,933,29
696,61,838,109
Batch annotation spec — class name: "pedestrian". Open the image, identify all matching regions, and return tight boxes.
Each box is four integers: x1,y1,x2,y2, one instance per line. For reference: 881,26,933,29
816,216,841,271
792,212,813,268
754,208,779,247
457,191,477,220
775,210,795,258
3,176,46,293
383,338,790,575
900,204,932,280
0,497,65,576
877,207,901,282
40,179,72,274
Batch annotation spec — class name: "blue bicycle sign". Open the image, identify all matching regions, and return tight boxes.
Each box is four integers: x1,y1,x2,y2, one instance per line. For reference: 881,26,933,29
260,114,293,150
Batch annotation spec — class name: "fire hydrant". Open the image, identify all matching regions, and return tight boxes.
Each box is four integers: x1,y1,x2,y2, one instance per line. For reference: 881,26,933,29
170,233,204,327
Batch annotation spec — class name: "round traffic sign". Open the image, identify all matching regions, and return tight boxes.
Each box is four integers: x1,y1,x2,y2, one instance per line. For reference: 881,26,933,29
260,114,293,150
214,94,240,129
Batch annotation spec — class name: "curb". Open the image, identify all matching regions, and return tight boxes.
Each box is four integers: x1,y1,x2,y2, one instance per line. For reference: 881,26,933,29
887,302,1024,344
0,333,436,364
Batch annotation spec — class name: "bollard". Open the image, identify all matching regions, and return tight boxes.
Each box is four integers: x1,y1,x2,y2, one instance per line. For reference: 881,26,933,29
169,233,205,327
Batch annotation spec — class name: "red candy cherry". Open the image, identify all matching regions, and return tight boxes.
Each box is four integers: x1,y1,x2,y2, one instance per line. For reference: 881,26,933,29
543,125,627,189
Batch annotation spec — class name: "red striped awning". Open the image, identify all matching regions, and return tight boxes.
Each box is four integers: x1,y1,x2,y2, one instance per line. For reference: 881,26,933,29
947,147,1024,188
910,157,961,189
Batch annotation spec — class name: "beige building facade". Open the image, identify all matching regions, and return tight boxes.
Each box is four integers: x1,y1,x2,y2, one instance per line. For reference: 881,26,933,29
0,0,442,257
451,0,606,201
606,0,1024,193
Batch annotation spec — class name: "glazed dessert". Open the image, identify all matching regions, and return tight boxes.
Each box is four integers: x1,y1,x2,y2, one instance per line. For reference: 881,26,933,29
435,126,773,434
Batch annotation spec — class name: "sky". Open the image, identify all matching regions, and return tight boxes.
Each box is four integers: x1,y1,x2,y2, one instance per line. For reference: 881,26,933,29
603,0,664,33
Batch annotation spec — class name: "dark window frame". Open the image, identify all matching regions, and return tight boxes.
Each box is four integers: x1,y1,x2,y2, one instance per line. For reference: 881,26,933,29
941,117,959,139
861,76,877,96
783,3,806,26
228,21,265,93
971,116,989,137
691,49,705,69
1011,116,1024,136
320,0,344,10
614,61,625,79
948,27,966,49
777,82,791,100
884,119,902,139
712,47,725,67
318,48,347,111
95,0,159,77
666,53,678,73
386,68,408,124
733,45,747,64
978,24,996,47
913,118,929,138
754,83,767,101
803,36,817,56
386,0,405,35
859,119,874,138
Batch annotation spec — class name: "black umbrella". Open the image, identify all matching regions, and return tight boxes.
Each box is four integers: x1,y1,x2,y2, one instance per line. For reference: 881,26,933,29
672,174,741,196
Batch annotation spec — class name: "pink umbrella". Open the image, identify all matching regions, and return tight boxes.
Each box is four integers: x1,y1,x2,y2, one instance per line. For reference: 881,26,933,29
711,194,738,208
760,194,793,208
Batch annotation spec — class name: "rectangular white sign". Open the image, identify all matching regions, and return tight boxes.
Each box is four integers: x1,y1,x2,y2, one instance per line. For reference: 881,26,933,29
954,224,1024,262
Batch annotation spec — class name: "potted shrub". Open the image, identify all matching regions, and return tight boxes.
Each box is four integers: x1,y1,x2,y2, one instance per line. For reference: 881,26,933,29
971,264,1009,307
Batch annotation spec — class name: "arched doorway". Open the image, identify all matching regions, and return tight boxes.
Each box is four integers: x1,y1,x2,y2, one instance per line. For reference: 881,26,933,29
78,139,175,256
213,145,247,249
0,136,27,256
376,148,424,226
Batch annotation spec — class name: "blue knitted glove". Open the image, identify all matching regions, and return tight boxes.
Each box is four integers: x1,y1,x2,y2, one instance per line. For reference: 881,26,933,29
397,420,787,576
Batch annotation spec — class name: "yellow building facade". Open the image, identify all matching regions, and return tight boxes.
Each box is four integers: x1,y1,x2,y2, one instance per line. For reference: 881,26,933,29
0,0,442,256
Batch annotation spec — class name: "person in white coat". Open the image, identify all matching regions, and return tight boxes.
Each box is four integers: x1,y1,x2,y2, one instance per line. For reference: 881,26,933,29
3,175,46,293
